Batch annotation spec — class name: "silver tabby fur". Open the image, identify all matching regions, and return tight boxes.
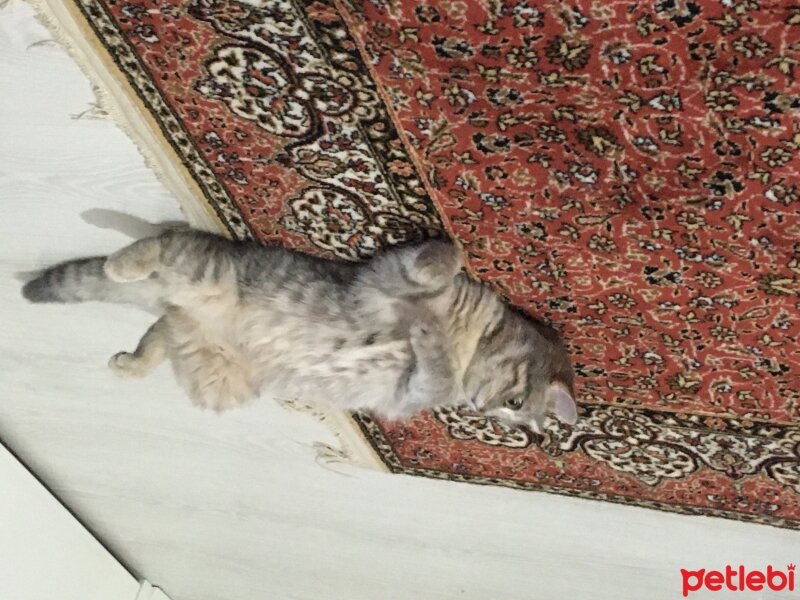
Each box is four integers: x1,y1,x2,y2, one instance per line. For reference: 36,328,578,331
22,226,577,431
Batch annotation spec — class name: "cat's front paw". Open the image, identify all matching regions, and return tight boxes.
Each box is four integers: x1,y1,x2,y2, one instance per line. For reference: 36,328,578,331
413,240,463,285
409,318,444,354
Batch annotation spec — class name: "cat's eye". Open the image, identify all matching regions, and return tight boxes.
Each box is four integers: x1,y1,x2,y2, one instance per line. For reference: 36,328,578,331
505,398,523,410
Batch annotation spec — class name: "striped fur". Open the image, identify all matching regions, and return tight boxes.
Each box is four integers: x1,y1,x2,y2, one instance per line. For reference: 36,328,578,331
22,228,576,429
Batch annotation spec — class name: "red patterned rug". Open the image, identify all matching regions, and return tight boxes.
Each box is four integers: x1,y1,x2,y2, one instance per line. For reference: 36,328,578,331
45,0,800,528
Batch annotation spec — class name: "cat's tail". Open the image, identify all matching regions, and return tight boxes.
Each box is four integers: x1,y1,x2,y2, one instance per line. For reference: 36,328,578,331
21,257,162,307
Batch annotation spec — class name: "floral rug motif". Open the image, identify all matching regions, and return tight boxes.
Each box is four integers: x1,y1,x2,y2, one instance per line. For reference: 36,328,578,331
58,0,800,528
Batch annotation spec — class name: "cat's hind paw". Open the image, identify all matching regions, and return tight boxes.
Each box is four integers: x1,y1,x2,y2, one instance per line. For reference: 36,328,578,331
108,351,150,378
103,238,161,282
189,374,255,412
103,255,155,283
179,352,256,412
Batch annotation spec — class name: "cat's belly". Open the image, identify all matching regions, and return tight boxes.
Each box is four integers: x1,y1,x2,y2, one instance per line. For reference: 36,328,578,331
252,339,411,412
231,311,409,409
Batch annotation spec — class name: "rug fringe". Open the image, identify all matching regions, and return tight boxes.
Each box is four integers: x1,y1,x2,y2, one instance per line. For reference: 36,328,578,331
279,398,386,472
23,0,223,233
22,0,384,473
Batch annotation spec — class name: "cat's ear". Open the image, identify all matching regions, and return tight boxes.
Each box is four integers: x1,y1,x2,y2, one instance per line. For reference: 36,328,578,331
547,383,577,425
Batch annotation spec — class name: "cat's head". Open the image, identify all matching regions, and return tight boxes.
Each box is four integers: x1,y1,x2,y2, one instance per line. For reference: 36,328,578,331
462,309,577,433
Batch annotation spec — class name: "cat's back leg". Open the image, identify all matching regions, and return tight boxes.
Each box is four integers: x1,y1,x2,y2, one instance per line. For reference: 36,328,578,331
165,308,256,411
108,316,168,377
104,237,162,282
104,230,242,301
109,307,256,409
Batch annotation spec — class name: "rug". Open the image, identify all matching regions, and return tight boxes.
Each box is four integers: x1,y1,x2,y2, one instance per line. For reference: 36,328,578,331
33,0,800,529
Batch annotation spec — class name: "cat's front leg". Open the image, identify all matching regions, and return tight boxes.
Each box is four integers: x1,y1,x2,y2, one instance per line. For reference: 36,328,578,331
393,317,458,415
407,240,464,291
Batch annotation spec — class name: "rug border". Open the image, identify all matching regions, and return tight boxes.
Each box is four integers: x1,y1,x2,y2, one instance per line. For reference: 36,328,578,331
351,414,800,531
331,0,478,278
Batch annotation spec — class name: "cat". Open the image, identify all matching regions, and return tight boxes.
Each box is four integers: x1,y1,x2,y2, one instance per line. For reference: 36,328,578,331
21,225,577,432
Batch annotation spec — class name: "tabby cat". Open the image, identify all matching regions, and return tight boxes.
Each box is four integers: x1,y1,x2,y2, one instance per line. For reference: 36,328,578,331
22,226,577,432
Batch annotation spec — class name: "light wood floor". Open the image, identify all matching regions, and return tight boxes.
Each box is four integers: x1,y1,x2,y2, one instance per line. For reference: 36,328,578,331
0,2,796,599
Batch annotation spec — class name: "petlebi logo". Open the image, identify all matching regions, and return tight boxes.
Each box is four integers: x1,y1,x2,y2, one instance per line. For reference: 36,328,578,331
681,564,795,596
